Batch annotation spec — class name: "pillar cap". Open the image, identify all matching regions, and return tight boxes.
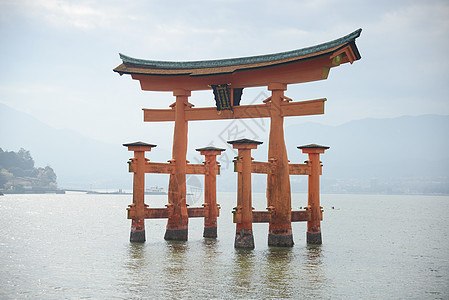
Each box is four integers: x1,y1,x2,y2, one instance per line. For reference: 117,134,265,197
227,138,263,150
195,146,226,152
227,138,263,145
297,144,329,150
123,141,157,151
298,144,329,154
123,141,157,147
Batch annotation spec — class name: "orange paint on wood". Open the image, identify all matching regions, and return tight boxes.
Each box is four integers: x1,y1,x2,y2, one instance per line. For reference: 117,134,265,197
165,90,190,240
145,162,174,174
235,148,254,232
299,145,329,244
235,161,310,175
229,140,261,248
251,210,310,223
124,142,155,243
145,208,170,219
118,30,361,246
131,56,334,92
266,84,293,247
185,164,207,175
199,151,223,237
143,98,326,122
307,153,322,236
137,161,215,175
187,207,208,218
128,206,209,219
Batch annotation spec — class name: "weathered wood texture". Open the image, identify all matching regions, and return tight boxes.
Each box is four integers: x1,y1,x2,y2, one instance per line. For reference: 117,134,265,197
143,98,326,122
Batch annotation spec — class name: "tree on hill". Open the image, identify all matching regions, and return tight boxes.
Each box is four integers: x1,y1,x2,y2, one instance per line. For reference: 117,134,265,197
0,148,57,192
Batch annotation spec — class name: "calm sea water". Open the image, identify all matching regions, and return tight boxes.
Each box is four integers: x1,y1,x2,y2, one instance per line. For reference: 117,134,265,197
1,192,448,299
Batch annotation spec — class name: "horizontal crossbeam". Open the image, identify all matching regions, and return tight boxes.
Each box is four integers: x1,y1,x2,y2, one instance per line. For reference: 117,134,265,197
145,162,173,174
234,161,317,175
127,206,208,219
129,162,219,175
143,98,326,122
233,210,311,223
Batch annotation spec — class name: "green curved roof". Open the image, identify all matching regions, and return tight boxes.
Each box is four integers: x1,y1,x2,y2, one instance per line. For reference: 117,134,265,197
119,28,361,70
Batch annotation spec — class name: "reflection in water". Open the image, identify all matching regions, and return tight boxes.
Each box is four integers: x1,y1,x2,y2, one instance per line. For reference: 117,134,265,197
200,238,222,292
127,243,146,266
122,242,154,297
262,247,295,298
2,194,447,298
201,238,220,274
302,245,327,298
259,245,328,298
202,238,219,254
230,249,257,294
163,241,189,298
122,237,329,298
304,245,323,273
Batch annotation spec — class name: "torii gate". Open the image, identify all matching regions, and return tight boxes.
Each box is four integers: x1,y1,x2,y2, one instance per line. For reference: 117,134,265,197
115,29,362,247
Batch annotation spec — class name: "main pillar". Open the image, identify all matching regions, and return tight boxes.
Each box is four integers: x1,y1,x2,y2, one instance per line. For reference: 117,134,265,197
228,138,262,249
266,83,293,247
123,142,156,242
164,89,191,241
196,147,225,238
298,144,329,244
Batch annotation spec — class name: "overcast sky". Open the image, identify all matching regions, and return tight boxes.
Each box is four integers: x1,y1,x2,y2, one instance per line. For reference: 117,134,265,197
1,0,448,146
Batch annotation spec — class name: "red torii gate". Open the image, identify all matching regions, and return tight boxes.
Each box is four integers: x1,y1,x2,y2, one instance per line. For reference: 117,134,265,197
115,29,362,247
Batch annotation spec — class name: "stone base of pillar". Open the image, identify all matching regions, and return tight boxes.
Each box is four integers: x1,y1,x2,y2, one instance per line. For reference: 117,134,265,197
306,232,322,245
130,230,145,243
164,229,188,241
234,229,254,249
268,233,294,247
203,226,217,238
130,219,145,242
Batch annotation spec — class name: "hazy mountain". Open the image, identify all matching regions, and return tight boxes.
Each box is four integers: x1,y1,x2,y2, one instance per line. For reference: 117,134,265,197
285,115,449,178
1,103,448,194
0,103,132,189
284,115,449,194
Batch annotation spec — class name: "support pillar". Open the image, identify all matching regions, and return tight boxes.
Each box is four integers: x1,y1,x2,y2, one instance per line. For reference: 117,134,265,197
266,83,293,247
196,147,225,238
165,89,191,241
228,138,262,249
123,142,156,242
298,144,329,245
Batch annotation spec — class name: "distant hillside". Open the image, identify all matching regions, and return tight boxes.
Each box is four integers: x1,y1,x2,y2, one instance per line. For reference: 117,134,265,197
1,103,448,194
284,115,449,194
285,115,449,178
0,103,132,189
0,148,58,193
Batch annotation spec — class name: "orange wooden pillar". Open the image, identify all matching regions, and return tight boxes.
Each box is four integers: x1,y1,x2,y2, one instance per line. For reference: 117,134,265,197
165,89,191,241
298,144,329,244
123,142,156,242
228,138,262,249
266,83,293,247
196,147,225,238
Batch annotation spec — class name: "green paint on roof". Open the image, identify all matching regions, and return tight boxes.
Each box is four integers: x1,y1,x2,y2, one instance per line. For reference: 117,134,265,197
123,141,157,148
227,138,263,145
297,144,330,149
119,29,362,70
195,147,226,152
